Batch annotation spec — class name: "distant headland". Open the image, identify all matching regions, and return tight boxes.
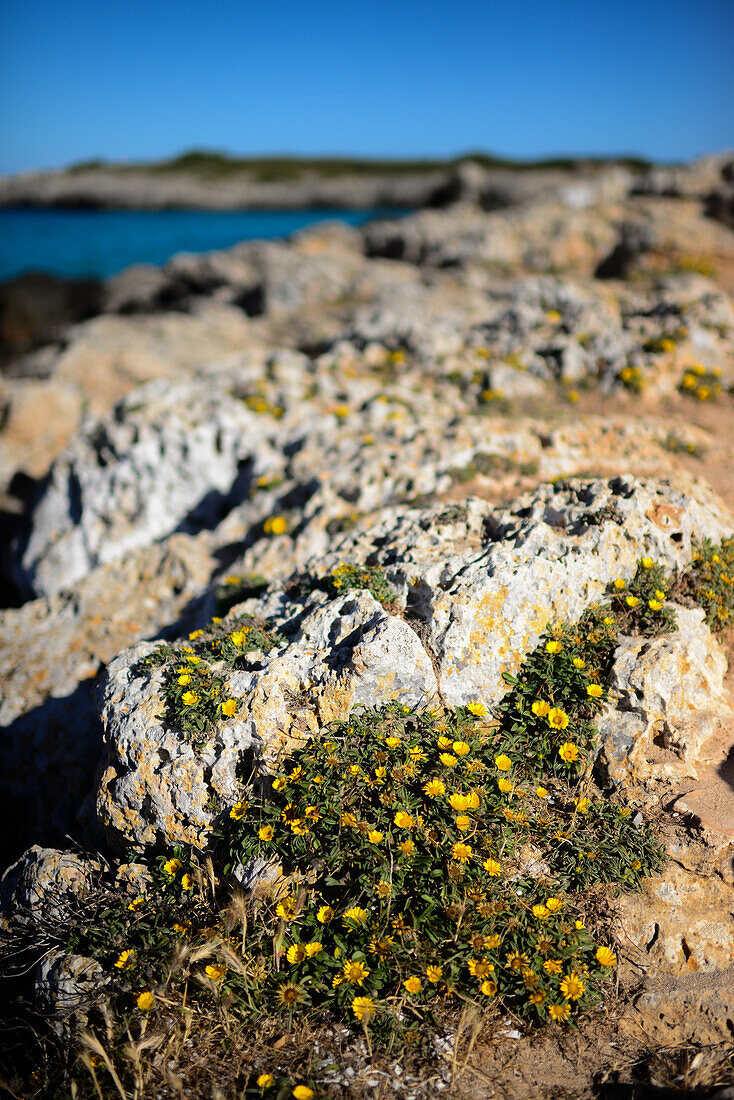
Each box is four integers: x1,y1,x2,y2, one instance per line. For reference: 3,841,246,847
0,149,656,210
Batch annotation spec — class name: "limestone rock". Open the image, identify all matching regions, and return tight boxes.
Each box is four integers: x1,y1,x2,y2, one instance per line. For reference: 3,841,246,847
11,377,280,598
597,607,732,787
623,982,734,1047
0,846,101,924
93,476,732,853
0,534,218,864
95,589,438,853
34,951,107,1021
617,861,734,974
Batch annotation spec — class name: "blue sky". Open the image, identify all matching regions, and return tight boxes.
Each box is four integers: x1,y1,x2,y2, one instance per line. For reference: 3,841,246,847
1,0,732,173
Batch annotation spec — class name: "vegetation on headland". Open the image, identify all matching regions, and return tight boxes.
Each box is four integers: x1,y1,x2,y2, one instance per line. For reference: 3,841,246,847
65,148,653,181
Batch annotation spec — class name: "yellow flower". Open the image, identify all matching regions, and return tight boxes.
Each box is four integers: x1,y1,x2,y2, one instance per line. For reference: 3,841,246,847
409,747,428,762
603,616,615,625
453,741,471,756
393,811,414,829
385,736,401,748
177,673,191,686
399,839,416,857
173,920,191,934
448,793,471,812
375,881,391,898
349,764,361,776
181,873,194,890
560,972,585,1000
494,754,512,771
575,920,585,930
271,777,287,791
368,829,384,844
546,640,562,654
292,1088,314,1100
114,949,136,970
613,578,626,590
468,957,495,979
586,684,603,698
424,778,445,797
467,701,487,717
127,897,145,912
230,801,248,821
547,708,569,730
317,905,334,923
403,976,422,994
276,896,297,920
481,979,498,996
287,944,307,964
532,904,549,920
455,815,471,831
342,959,370,985
536,785,548,798
532,700,550,717
163,858,182,877
641,557,654,568
136,991,155,1011
595,946,617,967
230,631,246,646
648,599,662,611
549,1003,571,1021
483,857,501,876
543,959,562,975
343,907,369,927
625,595,640,608
220,698,238,717
264,516,288,536
654,589,666,600
426,965,443,983
573,658,586,669
181,690,199,706
558,742,579,764
498,777,513,793
185,654,201,665
545,897,563,912
352,995,376,1022
439,753,458,766
451,842,472,863
257,1073,275,1089
575,797,590,814
205,963,227,981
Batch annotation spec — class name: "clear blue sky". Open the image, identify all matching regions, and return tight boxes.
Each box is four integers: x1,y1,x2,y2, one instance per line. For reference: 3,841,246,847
1,0,732,174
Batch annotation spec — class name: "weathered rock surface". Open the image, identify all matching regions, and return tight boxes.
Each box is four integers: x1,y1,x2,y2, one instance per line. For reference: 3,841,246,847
597,607,731,787
93,476,733,853
0,846,100,925
0,535,217,863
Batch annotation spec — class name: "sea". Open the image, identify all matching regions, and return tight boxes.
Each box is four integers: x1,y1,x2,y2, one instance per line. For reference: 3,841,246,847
0,207,409,282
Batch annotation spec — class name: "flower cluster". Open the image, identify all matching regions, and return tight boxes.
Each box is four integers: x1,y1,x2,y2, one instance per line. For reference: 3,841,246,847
143,615,284,741
681,537,734,631
678,363,725,402
218,680,659,1033
605,559,677,637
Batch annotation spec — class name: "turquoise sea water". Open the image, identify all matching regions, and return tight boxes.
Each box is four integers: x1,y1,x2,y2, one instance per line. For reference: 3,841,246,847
0,207,409,282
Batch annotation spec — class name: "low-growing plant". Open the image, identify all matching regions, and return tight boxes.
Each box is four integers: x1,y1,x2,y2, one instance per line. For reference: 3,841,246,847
661,432,705,458
140,615,285,741
617,364,645,393
679,537,734,631
678,363,724,401
605,559,677,637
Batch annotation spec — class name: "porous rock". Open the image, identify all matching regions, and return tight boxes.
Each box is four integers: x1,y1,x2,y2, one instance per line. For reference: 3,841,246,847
0,846,100,924
93,476,733,853
597,607,732,787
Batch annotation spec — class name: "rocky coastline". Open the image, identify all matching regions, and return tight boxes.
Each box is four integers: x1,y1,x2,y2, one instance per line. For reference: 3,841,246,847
2,151,734,1098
